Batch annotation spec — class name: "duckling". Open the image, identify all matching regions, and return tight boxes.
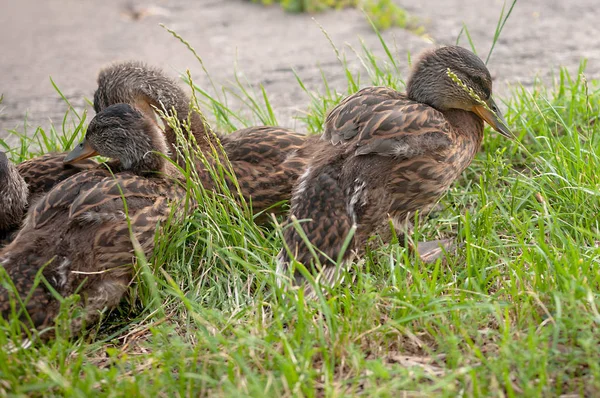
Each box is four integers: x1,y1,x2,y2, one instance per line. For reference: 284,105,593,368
93,61,313,215
277,46,512,291
0,103,187,339
0,152,28,244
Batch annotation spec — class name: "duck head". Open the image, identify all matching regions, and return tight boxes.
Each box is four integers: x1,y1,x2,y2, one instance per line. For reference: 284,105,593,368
406,46,512,138
64,103,172,174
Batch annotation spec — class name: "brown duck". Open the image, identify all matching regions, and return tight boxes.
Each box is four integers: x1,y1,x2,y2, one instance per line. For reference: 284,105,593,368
0,103,187,339
0,152,28,244
277,46,512,291
93,61,314,215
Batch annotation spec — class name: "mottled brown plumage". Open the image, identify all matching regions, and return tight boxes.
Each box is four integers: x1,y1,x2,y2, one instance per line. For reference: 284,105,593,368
0,104,187,339
0,154,99,246
278,46,512,292
93,61,312,215
221,126,316,215
16,154,99,200
0,152,28,244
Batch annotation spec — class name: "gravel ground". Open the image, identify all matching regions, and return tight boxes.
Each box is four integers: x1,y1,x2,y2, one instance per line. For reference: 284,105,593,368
1,0,598,145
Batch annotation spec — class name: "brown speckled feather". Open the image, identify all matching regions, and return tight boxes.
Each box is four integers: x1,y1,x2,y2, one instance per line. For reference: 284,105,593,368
278,164,354,289
17,153,98,201
223,126,307,165
220,127,316,215
28,167,183,229
0,153,99,246
324,87,453,156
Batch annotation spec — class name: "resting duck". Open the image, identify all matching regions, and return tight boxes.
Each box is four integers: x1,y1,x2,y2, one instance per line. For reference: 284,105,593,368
0,103,187,339
93,61,314,215
277,46,512,292
0,152,28,244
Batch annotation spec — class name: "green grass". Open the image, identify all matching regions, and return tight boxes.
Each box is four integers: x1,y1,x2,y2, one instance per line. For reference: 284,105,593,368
1,16,600,398
251,0,424,33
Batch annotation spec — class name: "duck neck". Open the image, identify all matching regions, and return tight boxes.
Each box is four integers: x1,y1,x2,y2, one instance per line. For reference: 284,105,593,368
123,120,179,176
442,109,484,148
136,84,221,157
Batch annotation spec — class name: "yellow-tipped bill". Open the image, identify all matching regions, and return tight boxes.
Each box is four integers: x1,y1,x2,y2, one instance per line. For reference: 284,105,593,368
473,97,513,139
64,139,98,164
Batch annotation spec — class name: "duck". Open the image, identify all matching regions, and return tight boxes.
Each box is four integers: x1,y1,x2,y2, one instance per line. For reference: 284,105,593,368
0,103,187,339
0,152,28,244
93,61,314,216
277,46,512,293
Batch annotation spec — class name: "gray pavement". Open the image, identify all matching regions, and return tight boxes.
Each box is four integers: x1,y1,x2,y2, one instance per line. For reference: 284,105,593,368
1,0,598,145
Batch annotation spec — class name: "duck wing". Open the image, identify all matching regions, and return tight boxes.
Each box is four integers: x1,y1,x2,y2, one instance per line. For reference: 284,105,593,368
223,126,307,166
324,87,453,158
29,169,183,229
218,126,312,215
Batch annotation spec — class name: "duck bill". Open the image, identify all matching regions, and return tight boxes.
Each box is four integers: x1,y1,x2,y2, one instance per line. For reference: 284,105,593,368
473,98,513,139
64,139,98,164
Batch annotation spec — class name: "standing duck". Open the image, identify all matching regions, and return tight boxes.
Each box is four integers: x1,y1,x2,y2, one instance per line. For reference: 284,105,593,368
0,103,187,339
93,61,313,215
277,46,512,292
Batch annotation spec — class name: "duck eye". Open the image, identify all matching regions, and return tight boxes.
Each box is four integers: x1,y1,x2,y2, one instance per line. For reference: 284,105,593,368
472,76,490,99
482,87,491,99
